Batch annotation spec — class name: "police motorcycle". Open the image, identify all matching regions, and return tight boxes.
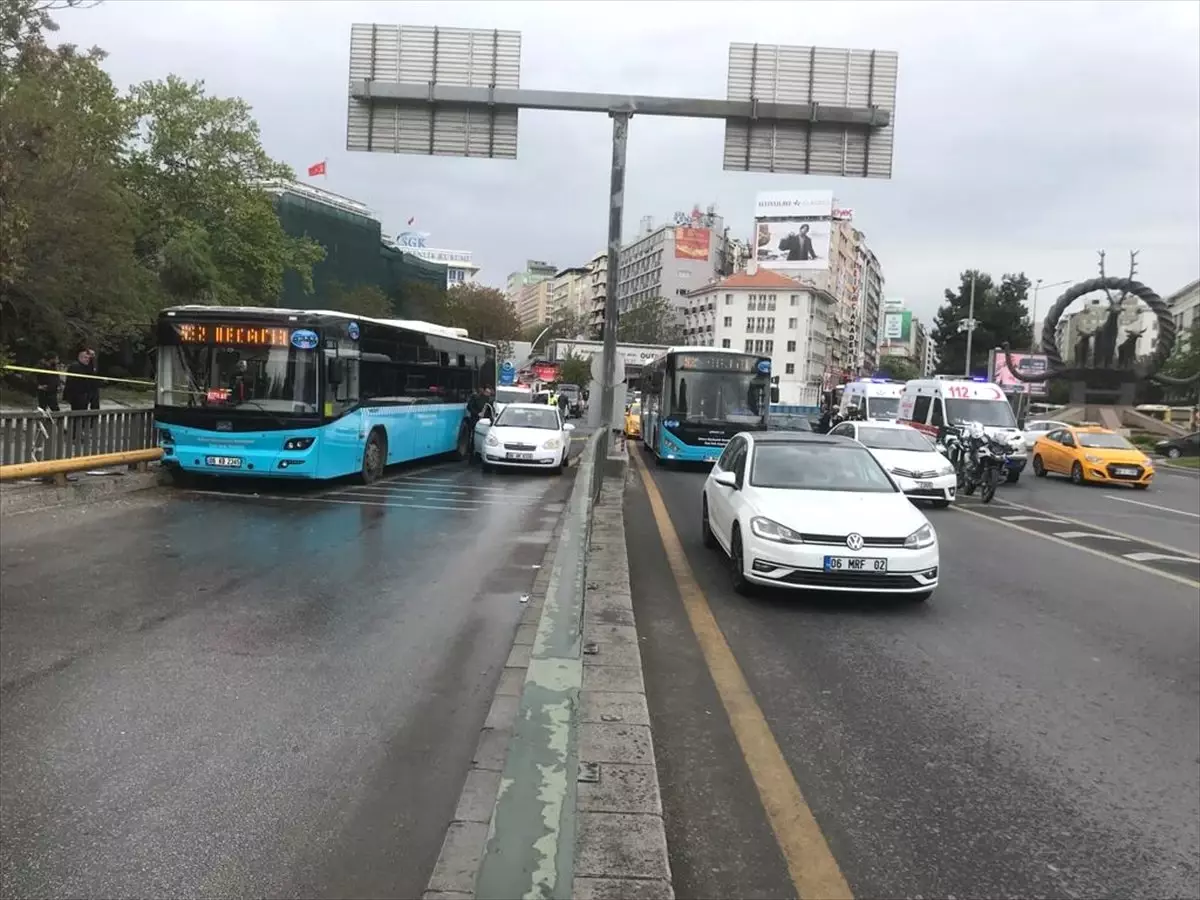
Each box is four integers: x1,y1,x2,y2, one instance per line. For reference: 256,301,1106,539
954,421,1024,504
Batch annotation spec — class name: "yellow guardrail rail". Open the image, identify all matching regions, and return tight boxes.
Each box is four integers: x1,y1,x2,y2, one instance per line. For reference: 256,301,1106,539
0,448,163,483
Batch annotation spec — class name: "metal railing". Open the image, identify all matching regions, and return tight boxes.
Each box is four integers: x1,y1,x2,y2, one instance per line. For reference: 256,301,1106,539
0,408,156,467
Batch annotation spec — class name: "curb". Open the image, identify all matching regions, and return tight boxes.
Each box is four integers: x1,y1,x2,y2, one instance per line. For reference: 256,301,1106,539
0,466,164,516
423,433,673,900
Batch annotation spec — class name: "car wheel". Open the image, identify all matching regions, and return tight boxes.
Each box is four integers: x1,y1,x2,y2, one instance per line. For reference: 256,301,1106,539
907,590,934,603
1166,447,1182,459
701,495,718,548
730,526,754,596
930,499,951,509
360,429,386,484
1071,461,1085,485
1033,455,1047,477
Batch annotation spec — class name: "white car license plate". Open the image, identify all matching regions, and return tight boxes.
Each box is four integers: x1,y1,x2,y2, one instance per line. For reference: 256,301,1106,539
206,456,242,468
824,556,887,573
1114,467,1137,476
915,480,933,489
507,452,534,461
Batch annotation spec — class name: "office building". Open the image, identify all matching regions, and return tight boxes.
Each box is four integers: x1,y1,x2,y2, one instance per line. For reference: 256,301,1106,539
614,208,728,320
877,301,929,371
550,266,590,326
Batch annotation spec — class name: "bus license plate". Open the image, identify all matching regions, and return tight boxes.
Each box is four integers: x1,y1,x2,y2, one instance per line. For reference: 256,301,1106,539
824,556,887,573
206,456,243,468
507,452,534,461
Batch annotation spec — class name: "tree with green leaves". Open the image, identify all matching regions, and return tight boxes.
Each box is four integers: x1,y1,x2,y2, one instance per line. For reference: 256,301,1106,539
324,281,393,318
1160,319,1200,402
442,283,521,343
616,296,682,345
557,351,591,387
878,355,922,382
929,271,1032,376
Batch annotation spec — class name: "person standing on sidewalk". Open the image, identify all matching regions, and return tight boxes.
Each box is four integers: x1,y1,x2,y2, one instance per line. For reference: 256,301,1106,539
62,348,96,447
35,352,61,412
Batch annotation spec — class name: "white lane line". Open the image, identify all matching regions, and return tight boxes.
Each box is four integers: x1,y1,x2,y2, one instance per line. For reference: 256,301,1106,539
335,490,535,507
989,497,1198,557
334,483,546,498
184,489,505,513
1002,514,1062,523
1124,551,1200,564
1104,494,1200,519
1053,531,1129,541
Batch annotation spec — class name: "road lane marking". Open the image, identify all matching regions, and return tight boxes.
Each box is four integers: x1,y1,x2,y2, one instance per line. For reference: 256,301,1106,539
631,451,853,900
182,489,521,513
1002,514,1062,523
1052,531,1128,541
951,506,1200,589
1124,551,1200,564
985,497,1199,556
1103,494,1200,519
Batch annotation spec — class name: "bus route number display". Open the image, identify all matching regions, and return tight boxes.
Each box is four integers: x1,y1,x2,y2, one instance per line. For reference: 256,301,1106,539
176,323,291,347
676,354,760,373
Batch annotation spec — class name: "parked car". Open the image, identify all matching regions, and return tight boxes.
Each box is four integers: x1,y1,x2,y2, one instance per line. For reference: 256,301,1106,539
474,403,575,474
1153,430,1200,459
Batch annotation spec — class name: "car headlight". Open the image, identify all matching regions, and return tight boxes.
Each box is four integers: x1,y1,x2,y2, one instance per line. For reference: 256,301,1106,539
936,464,954,476
750,516,804,544
542,438,562,450
904,523,936,549
1085,454,1103,464
485,434,500,447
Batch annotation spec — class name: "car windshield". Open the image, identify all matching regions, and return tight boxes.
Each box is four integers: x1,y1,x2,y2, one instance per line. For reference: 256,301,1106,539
1077,431,1134,450
856,426,933,452
866,397,900,419
945,398,1017,428
750,444,898,493
157,343,318,413
495,407,560,430
496,389,531,405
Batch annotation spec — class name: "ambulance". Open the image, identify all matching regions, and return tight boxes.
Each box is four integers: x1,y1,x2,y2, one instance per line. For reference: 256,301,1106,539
838,378,905,422
897,377,1026,483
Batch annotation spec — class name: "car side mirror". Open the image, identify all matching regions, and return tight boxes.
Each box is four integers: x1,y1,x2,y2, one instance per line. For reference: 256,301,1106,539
477,418,492,428
563,423,576,431
713,470,738,488
326,358,345,385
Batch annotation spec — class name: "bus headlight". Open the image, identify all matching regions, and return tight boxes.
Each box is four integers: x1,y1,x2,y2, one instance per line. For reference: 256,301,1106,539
542,438,562,450
284,437,315,450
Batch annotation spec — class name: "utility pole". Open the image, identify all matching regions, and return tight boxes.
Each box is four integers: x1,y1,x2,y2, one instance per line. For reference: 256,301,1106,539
963,272,976,377
597,112,629,453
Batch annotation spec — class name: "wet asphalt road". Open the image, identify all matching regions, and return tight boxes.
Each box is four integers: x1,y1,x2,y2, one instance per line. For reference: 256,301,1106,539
0,443,585,899
627,453,1200,900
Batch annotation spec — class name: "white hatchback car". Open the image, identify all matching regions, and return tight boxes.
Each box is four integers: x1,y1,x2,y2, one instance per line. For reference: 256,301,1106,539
829,419,956,507
476,402,575,474
1019,419,1070,452
701,432,940,601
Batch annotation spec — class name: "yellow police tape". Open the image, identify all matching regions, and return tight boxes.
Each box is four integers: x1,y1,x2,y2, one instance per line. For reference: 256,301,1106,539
3,365,155,387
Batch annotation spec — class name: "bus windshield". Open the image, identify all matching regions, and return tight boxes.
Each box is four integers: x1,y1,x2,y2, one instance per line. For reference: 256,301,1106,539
158,343,319,413
670,369,767,425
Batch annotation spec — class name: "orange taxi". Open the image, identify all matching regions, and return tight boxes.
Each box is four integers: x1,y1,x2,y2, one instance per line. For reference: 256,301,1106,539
1030,423,1154,489
624,402,642,439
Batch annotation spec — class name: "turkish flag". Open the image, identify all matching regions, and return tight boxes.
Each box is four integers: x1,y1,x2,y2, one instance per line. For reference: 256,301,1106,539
307,160,326,177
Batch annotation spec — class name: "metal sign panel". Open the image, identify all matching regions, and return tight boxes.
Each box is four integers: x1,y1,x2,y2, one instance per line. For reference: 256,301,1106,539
347,24,521,159
723,43,898,179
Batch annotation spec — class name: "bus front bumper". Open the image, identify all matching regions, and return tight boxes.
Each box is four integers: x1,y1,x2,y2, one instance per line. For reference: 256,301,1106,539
159,426,322,478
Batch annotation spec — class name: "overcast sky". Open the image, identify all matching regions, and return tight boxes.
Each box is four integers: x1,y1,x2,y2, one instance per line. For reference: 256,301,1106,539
55,0,1200,326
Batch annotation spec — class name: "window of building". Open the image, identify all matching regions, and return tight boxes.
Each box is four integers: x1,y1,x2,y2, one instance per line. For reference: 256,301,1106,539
785,363,795,374
767,294,777,310
744,340,753,352
790,294,799,306
677,269,691,278
722,338,731,348
725,294,733,305
788,318,797,329
765,340,774,353
754,339,765,353
723,316,732,327
766,318,775,333
786,340,796,352
745,317,754,331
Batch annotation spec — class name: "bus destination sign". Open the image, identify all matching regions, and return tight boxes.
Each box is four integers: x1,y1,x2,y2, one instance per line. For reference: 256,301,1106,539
676,354,762,373
175,323,292,347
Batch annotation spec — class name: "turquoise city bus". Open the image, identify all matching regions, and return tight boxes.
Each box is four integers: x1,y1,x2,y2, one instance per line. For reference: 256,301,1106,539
154,306,495,483
639,347,776,465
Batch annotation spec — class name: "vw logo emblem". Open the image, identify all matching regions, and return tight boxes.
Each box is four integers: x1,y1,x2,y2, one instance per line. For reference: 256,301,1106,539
845,533,865,551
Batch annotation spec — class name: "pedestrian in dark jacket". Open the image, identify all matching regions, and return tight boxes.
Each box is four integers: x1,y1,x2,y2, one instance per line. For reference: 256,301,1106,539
62,348,96,444
36,352,61,412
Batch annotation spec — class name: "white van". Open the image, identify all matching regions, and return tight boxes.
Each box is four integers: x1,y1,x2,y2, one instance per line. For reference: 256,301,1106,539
839,379,904,422
897,378,1027,482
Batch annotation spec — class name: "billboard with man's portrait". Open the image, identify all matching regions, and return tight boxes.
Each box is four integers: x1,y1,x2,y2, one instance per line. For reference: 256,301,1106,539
754,219,831,272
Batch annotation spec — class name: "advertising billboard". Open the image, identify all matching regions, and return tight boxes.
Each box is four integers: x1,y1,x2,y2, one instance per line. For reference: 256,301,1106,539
883,310,912,342
754,190,834,219
754,219,831,271
989,349,1049,396
674,227,711,261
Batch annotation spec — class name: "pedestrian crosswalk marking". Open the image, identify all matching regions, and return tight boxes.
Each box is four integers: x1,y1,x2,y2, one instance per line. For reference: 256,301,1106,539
1123,551,1200,564
1053,531,1128,541
1002,514,1060,523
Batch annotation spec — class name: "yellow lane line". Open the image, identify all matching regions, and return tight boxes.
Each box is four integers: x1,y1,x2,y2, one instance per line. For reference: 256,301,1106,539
951,506,1200,589
630,450,853,900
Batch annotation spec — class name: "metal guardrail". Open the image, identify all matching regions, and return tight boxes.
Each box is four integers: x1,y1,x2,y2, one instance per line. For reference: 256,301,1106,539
0,408,156,467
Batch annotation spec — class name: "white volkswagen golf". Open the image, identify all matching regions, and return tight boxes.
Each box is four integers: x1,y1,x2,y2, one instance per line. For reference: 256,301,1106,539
476,403,575,474
701,432,940,600
829,419,956,507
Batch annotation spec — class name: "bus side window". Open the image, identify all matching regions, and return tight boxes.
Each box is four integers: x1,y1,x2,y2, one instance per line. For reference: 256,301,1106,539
912,395,932,423
931,398,945,427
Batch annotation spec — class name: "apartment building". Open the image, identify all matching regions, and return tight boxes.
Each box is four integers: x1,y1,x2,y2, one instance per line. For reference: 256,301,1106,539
877,301,929,371
614,215,727,319
682,267,833,406
550,266,590,326
506,260,557,331
1168,278,1200,344
584,252,609,338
